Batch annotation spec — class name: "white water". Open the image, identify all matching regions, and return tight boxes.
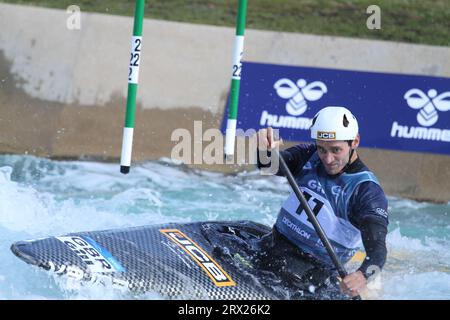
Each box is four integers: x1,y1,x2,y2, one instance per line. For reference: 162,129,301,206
0,155,449,300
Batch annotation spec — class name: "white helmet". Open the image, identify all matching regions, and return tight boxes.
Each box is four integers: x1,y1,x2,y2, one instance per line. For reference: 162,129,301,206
310,106,358,141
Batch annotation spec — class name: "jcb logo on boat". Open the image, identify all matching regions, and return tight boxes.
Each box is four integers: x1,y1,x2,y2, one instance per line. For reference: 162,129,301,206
317,131,336,139
160,229,235,287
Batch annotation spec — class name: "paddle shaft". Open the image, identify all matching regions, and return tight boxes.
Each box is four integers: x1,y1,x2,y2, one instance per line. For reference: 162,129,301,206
274,149,361,300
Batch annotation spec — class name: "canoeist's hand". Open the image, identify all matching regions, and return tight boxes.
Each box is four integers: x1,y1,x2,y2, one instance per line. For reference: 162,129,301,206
257,127,284,151
340,271,367,298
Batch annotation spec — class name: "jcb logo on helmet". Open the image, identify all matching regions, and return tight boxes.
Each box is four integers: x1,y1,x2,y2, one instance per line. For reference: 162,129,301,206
317,131,336,140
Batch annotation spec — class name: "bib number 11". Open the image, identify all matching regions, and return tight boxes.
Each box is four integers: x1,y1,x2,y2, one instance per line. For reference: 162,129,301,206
296,190,324,222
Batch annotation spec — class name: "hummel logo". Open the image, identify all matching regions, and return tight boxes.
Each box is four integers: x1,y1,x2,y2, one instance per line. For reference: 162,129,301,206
404,88,450,127
274,78,327,116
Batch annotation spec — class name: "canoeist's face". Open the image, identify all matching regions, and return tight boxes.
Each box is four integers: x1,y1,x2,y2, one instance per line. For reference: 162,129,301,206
316,139,357,175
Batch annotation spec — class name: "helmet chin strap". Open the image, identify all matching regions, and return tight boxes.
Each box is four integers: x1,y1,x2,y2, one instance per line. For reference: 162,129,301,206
324,146,355,177
341,146,355,173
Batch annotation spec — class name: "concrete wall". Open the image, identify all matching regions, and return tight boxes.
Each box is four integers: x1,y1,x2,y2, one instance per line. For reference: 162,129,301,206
0,3,449,202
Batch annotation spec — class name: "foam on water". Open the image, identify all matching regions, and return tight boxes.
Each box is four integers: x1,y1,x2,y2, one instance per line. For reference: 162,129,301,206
0,155,449,299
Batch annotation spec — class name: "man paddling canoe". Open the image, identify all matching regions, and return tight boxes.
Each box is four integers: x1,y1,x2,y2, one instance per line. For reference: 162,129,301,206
256,106,389,298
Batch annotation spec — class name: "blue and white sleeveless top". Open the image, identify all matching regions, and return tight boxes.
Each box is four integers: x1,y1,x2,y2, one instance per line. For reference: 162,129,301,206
275,153,380,268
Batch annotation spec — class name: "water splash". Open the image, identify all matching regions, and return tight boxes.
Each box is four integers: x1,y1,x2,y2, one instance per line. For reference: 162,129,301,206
0,155,449,299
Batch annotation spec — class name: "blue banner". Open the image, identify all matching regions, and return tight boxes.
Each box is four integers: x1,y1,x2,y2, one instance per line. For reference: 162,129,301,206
221,62,450,155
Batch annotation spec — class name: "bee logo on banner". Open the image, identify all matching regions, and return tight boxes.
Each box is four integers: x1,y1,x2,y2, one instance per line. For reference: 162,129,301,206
391,88,450,144
258,78,328,136
274,78,327,116
405,88,450,127
221,62,334,144
221,62,450,155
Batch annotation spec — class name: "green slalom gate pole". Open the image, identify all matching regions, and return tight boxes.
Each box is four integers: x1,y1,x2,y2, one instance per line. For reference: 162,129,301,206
224,0,248,160
120,0,145,174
